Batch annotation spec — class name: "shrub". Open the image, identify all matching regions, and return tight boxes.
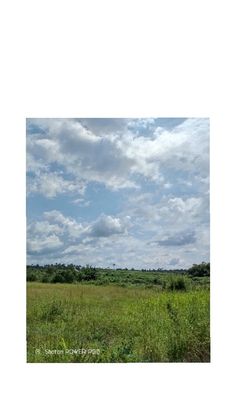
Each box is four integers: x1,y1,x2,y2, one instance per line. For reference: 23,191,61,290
188,262,210,278
153,277,162,285
27,269,40,282
167,276,188,291
81,265,97,281
62,269,76,283
27,272,36,282
51,272,65,283
42,276,51,283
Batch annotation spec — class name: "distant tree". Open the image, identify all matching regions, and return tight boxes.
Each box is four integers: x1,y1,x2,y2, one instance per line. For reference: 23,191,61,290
188,262,210,278
81,265,97,281
26,270,38,282
46,266,54,275
52,269,75,283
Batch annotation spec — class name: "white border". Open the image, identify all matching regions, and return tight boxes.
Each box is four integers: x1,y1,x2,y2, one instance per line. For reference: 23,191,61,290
1,1,235,418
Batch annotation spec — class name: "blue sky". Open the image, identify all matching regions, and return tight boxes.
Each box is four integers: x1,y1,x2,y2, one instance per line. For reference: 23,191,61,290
26,118,209,269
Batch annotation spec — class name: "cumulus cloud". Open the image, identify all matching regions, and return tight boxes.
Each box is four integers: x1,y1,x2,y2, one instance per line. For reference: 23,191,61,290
78,118,128,135
29,220,63,236
27,119,138,193
27,211,85,258
157,231,196,246
26,118,210,268
27,234,63,255
27,211,132,262
27,172,85,198
27,118,209,197
43,210,87,239
90,214,128,237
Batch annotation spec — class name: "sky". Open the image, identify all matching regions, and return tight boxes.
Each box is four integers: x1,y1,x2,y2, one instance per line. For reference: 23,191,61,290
26,118,209,269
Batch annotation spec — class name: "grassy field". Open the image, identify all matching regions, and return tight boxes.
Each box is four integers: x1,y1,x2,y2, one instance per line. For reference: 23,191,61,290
27,276,210,362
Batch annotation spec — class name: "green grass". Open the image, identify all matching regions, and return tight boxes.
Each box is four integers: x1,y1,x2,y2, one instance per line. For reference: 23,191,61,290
27,281,210,363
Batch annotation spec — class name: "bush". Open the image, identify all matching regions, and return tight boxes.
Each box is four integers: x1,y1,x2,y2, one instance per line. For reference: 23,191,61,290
52,269,75,284
153,276,162,285
51,272,64,284
167,276,188,291
81,265,97,281
42,276,51,283
27,271,38,282
188,262,210,278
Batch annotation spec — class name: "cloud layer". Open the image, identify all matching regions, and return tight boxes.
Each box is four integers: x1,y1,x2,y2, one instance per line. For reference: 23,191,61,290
27,118,209,269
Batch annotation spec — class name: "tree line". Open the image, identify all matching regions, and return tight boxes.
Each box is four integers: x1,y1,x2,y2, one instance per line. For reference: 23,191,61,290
26,262,210,284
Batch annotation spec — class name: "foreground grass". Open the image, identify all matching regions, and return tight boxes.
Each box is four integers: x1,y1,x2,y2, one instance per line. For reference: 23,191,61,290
27,282,210,362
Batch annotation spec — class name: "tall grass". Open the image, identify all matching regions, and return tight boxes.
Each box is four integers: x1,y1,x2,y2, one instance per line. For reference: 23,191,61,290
27,282,210,362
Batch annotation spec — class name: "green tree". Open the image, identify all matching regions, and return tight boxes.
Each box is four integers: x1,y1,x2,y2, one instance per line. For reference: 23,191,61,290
188,262,210,278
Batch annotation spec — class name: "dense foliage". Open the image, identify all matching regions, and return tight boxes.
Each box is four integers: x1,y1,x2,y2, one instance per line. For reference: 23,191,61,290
188,262,210,278
26,263,210,290
27,264,98,284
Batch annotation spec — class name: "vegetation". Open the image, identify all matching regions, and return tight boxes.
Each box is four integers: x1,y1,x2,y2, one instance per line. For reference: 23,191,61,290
27,282,210,362
27,263,210,362
27,263,210,290
188,262,210,278
27,264,98,284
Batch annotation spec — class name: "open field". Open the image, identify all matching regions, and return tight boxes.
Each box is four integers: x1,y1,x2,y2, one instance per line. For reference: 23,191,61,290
27,276,210,362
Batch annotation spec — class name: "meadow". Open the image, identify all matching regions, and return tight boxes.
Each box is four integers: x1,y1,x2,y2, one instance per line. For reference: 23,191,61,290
27,268,210,362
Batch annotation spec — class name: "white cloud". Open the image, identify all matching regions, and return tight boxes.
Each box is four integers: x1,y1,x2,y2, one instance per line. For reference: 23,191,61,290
27,200,209,267
121,118,209,183
30,220,63,236
27,172,85,198
27,234,63,255
27,118,209,197
166,197,202,215
26,118,209,268
27,119,139,193
27,211,133,263
157,230,196,246
78,118,128,135
72,198,91,207
43,210,87,239
89,214,128,237
169,258,181,266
